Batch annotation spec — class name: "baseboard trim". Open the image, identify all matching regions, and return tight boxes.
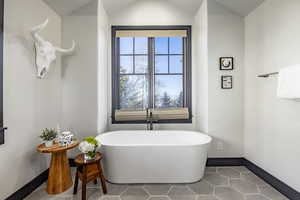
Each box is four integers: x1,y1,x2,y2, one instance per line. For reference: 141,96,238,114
69,158,76,167
244,159,300,200
206,157,244,166
5,169,49,200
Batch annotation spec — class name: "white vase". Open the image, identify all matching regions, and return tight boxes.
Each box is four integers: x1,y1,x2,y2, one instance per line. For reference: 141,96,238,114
45,140,53,147
84,153,95,160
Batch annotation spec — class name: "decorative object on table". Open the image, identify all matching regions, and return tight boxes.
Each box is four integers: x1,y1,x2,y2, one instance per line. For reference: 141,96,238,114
79,136,101,160
57,131,74,147
30,18,76,79
220,57,234,70
221,75,233,89
73,152,107,200
40,128,57,147
37,141,79,194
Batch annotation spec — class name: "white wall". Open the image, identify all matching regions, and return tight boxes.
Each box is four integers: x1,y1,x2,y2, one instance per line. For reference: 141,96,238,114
207,0,244,157
109,0,194,26
0,0,61,199
108,0,197,131
244,0,300,191
97,0,109,133
61,15,98,155
61,0,109,155
193,0,208,134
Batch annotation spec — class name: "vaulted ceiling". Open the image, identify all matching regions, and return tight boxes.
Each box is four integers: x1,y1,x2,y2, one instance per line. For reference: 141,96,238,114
101,0,204,16
43,0,265,17
43,0,97,16
215,0,265,16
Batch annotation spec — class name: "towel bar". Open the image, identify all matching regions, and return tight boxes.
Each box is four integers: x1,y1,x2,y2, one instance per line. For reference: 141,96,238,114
257,72,279,78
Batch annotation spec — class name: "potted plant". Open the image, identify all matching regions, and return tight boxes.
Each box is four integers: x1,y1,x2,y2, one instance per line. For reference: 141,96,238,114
40,128,57,147
79,136,101,160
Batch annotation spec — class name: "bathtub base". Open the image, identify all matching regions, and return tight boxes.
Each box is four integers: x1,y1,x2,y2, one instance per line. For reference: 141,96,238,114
101,145,208,184
97,131,211,184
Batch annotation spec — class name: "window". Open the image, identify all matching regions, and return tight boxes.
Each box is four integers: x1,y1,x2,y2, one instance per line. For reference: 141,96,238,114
112,26,192,123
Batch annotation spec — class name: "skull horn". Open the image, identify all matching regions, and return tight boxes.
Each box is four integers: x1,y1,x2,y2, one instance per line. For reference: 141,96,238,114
55,40,76,54
30,19,49,45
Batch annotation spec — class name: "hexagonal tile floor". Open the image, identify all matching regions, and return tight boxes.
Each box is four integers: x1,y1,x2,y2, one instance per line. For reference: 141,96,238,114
25,167,289,200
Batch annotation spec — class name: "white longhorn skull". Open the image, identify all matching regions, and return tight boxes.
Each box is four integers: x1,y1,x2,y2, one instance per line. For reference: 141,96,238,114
31,19,76,79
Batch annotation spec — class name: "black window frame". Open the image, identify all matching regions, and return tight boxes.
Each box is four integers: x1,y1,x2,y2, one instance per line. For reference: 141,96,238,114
111,26,192,124
0,0,5,145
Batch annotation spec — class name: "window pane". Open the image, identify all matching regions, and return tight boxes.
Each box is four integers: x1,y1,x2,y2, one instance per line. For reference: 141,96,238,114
120,56,133,74
170,56,183,73
135,37,148,54
155,37,168,54
155,56,168,73
155,75,183,108
120,75,148,110
120,37,133,54
169,37,183,54
135,56,148,73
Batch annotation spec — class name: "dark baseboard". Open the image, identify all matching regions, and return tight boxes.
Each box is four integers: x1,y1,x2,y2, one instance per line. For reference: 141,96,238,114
5,169,49,200
206,157,244,166
244,159,300,200
69,158,76,167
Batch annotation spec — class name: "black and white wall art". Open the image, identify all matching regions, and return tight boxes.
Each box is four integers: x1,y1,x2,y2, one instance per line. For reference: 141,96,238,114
221,75,233,89
220,57,234,70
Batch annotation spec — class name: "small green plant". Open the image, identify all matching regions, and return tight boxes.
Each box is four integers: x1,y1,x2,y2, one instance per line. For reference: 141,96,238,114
40,128,57,141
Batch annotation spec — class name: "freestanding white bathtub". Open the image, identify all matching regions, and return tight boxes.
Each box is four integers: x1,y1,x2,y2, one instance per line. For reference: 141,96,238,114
96,130,212,184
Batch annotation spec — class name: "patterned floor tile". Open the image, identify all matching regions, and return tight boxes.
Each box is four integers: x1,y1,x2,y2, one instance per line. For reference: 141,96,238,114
100,197,122,200
168,186,197,200
259,185,289,200
120,187,149,200
231,166,250,173
245,194,269,200
187,180,213,195
215,186,244,200
196,195,218,200
217,168,240,179
25,167,288,200
241,172,267,186
230,179,258,194
205,167,217,173
105,183,128,195
203,173,229,186
148,197,170,200
144,184,171,195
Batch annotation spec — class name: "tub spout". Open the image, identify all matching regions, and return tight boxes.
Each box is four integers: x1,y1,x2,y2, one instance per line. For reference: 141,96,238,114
146,109,158,130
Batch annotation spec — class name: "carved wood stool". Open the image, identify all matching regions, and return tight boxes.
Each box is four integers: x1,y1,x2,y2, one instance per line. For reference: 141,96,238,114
73,152,107,200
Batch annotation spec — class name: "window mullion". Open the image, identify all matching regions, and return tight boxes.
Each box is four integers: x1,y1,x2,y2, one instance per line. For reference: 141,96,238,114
148,37,155,109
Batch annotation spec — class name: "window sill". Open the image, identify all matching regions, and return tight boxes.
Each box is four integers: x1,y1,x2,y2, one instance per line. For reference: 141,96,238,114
111,119,192,124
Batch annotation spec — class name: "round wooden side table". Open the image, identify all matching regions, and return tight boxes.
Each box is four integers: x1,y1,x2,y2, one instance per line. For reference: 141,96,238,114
37,141,79,194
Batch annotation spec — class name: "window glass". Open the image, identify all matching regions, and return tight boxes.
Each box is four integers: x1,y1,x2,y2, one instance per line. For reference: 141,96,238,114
135,37,148,54
120,37,133,54
120,56,133,74
155,37,168,54
135,56,148,73
169,37,183,54
155,75,183,108
169,55,183,73
119,75,149,110
155,56,168,73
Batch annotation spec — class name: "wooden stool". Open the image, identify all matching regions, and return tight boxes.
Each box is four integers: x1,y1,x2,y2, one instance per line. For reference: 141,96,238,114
73,152,107,200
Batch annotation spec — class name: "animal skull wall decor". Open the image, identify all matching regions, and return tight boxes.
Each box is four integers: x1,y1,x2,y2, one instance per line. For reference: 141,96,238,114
31,19,76,79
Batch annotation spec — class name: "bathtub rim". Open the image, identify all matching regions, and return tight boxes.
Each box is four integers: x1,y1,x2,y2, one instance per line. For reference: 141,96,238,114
97,130,212,147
